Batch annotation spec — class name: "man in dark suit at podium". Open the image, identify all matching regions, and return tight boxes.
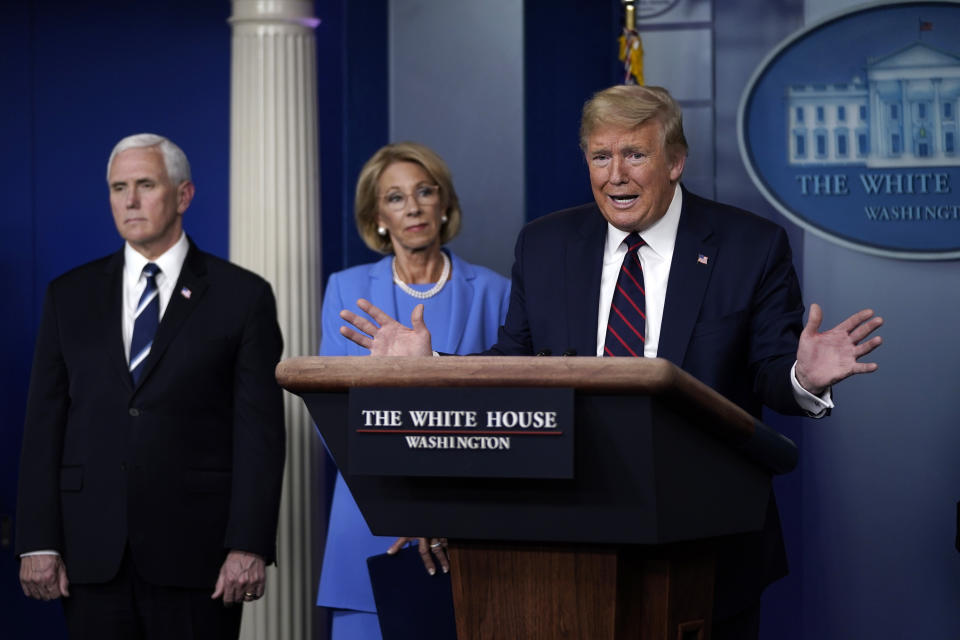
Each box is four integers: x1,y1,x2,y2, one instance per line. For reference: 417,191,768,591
15,133,286,639
338,85,883,638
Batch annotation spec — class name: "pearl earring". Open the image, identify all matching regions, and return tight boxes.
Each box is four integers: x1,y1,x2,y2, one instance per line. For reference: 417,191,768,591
377,226,387,236
441,215,448,224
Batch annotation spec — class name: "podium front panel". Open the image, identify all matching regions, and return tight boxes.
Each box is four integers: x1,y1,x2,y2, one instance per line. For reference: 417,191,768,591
305,389,770,545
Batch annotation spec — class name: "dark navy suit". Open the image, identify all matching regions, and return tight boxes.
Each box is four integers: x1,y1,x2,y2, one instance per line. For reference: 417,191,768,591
16,241,286,591
486,187,807,617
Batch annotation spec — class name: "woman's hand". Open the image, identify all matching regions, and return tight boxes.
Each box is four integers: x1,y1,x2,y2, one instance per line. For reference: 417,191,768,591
388,536,449,575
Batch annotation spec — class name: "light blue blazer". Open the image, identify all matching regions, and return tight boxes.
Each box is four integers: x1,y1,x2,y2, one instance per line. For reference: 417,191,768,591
316,250,510,613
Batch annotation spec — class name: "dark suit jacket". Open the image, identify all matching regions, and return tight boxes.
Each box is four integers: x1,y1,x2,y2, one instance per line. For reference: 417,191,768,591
486,187,807,615
15,240,285,589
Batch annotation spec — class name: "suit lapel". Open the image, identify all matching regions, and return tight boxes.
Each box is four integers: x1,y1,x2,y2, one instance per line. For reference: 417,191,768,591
133,242,209,391
657,189,717,367
441,252,472,354
103,250,134,391
566,206,606,356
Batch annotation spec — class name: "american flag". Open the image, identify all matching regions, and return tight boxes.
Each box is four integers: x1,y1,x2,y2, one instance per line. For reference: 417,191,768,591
697,254,709,265
180,286,192,299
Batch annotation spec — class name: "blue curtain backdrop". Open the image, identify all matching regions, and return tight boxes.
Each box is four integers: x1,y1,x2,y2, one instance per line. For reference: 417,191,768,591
5,2,959,639
0,2,231,636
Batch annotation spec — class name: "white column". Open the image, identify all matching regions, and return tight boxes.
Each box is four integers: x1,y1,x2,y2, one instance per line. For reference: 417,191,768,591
900,79,911,156
229,2,321,639
870,82,882,158
932,77,942,159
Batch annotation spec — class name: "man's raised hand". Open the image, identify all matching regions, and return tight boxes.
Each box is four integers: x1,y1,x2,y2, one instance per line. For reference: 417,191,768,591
339,298,433,356
796,303,883,396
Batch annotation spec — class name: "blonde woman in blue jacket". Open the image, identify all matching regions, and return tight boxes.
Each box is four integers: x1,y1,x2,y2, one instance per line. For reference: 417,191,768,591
316,142,510,639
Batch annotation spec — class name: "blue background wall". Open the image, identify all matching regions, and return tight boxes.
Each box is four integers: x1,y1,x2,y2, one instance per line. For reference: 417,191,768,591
2,1,958,638
0,2,231,637
797,1,960,637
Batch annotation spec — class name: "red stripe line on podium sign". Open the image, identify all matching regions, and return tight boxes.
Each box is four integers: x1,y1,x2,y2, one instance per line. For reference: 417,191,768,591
355,429,565,435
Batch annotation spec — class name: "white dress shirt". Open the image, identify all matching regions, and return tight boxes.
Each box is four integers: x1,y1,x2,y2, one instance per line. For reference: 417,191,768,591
594,184,832,416
122,232,189,361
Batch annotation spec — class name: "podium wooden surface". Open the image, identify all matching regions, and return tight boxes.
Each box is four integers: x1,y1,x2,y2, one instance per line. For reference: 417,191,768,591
277,356,796,640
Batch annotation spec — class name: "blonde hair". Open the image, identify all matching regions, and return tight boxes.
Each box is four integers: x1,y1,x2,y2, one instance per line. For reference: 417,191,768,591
579,85,688,159
354,142,462,254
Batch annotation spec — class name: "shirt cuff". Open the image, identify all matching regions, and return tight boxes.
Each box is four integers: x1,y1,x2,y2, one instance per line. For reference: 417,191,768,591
790,361,834,418
20,550,59,558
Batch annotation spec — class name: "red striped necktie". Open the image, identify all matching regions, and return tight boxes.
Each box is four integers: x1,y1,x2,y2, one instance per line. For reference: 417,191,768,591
603,233,646,357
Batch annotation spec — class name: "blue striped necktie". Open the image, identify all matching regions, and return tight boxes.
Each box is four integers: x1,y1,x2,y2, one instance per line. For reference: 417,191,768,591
604,233,646,357
130,263,161,383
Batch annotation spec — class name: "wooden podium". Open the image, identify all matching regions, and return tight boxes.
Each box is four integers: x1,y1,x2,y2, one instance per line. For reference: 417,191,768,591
277,356,797,640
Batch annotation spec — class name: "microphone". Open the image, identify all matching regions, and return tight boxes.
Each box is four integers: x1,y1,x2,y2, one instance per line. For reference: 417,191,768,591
561,348,577,356
535,348,552,356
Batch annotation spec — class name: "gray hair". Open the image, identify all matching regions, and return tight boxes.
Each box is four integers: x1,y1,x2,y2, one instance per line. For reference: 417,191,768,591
106,133,192,185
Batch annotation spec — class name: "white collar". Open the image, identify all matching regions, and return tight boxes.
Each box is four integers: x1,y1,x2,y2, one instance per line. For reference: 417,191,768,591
123,232,189,284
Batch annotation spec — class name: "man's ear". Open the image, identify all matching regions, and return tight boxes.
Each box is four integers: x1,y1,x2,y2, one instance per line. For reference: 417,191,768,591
177,180,196,214
669,151,686,183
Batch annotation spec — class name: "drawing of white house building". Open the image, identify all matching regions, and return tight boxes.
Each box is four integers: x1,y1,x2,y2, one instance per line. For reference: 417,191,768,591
787,43,960,167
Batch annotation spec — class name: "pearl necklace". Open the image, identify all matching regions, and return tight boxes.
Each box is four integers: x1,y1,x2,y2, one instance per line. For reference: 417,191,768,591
392,252,451,299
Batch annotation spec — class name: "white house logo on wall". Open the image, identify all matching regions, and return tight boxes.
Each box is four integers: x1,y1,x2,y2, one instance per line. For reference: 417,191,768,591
738,1,960,259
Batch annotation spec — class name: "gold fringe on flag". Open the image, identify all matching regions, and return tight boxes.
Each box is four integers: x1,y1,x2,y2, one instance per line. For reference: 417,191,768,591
619,1,644,85
618,30,644,85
